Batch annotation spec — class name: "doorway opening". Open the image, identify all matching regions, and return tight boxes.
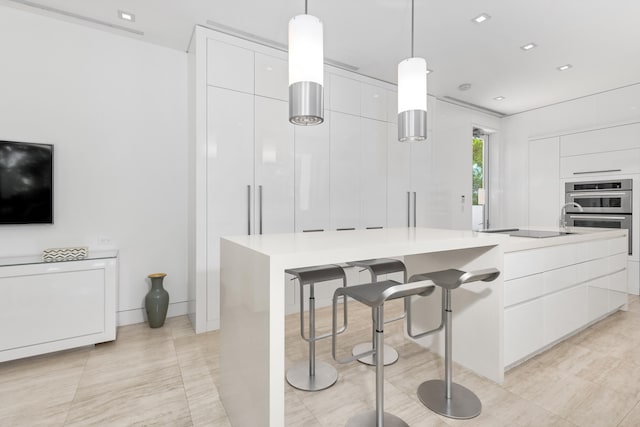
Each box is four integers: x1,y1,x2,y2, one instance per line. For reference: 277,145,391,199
472,128,489,230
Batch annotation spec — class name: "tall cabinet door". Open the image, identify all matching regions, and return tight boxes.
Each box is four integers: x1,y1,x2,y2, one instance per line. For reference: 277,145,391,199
295,114,331,232
528,137,560,227
411,95,437,227
387,123,412,228
410,138,433,227
254,96,295,234
330,111,361,230
206,86,254,323
360,118,388,228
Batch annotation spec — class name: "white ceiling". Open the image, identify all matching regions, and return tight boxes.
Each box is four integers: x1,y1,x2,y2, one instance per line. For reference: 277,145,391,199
4,0,640,115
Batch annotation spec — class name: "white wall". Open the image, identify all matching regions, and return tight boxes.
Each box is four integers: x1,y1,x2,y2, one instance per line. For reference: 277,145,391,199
428,100,501,230
0,6,189,325
498,84,640,228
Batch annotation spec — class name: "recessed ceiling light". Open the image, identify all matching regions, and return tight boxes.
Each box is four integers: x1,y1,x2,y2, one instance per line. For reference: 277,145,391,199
458,83,472,91
520,43,537,51
494,96,505,101
426,69,433,74
472,13,491,24
118,10,135,22
557,64,573,71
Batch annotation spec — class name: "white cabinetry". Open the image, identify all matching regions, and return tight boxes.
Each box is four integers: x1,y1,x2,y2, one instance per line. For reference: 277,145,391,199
503,237,628,367
294,115,331,232
559,122,640,178
560,122,640,156
207,39,254,94
197,33,295,331
360,118,388,228
387,95,436,228
206,86,255,324
330,111,361,230
328,77,394,230
254,96,295,234
560,149,640,178
330,74,360,115
254,52,288,101
360,84,388,121
191,27,449,332
0,253,117,362
528,137,560,227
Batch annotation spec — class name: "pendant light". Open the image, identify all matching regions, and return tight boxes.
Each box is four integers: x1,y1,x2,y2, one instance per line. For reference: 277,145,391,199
398,0,427,142
288,0,324,125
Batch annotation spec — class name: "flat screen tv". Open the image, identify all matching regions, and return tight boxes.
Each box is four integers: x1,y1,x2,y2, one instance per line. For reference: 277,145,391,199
0,141,53,224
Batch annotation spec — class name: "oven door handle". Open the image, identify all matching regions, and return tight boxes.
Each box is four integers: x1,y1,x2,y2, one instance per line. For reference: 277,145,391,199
569,215,627,221
568,192,627,197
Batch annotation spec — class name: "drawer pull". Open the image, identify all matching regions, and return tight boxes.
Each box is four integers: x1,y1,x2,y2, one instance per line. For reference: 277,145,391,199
573,169,622,175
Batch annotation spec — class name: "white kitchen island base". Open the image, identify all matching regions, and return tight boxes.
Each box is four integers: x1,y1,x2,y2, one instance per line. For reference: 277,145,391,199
218,227,628,426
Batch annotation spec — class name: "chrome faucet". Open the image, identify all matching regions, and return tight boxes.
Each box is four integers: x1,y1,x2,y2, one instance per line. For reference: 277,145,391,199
559,202,583,229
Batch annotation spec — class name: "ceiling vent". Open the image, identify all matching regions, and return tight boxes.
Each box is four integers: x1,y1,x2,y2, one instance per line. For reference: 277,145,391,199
443,96,506,117
204,20,359,72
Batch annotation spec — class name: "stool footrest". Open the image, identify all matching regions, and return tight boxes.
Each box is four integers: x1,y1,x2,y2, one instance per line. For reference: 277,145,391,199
352,342,399,366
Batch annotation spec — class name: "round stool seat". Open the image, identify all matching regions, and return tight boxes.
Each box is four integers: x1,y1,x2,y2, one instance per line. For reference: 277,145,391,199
285,264,346,284
347,258,407,279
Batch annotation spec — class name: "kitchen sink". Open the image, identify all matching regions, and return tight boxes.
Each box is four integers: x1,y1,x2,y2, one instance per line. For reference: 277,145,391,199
481,228,575,238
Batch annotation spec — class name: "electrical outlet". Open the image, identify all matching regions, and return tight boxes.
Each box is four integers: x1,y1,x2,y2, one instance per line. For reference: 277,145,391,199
97,235,112,246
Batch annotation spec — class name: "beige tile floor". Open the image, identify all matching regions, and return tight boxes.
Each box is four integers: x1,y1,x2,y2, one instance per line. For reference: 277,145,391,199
1,295,639,426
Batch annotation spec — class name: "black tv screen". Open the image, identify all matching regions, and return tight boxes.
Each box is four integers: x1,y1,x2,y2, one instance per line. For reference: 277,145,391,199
0,141,53,224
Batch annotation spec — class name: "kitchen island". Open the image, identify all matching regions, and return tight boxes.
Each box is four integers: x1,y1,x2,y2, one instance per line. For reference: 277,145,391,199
218,227,627,426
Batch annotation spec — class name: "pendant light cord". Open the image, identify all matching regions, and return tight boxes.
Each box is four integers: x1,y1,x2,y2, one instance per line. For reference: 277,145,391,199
411,0,415,57
305,0,308,14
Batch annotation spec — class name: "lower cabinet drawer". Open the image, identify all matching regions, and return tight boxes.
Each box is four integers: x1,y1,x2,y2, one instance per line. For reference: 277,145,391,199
543,284,588,345
609,270,628,311
504,298,544,366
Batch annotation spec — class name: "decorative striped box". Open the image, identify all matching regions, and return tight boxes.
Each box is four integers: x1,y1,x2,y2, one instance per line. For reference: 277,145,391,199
42,247,88,262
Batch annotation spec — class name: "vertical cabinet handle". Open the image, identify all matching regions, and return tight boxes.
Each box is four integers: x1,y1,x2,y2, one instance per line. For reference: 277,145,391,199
259,185,263,235
247,185,252,235
407,191,411,228
413,192,417,228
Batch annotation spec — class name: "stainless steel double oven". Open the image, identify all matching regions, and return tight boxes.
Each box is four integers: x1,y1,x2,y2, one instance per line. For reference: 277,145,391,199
565,179,633,254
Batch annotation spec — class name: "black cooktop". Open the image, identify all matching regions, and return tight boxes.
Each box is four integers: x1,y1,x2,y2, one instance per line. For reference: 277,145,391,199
481,229,574,238
507,230,573,238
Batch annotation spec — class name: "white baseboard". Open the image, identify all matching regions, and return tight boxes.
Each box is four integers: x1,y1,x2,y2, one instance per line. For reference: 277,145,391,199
117,301,190,326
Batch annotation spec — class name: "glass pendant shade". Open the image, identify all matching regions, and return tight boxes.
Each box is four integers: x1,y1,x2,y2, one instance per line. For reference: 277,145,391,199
288,14,324,125
398,57,427,142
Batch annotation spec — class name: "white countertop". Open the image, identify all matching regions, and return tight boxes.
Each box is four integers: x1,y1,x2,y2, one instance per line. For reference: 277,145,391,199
222,226,627,261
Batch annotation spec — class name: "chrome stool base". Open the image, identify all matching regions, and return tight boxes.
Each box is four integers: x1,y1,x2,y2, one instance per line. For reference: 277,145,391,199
346,410,409,427
286,361,338,392
417,379,482,419
352,342,399,366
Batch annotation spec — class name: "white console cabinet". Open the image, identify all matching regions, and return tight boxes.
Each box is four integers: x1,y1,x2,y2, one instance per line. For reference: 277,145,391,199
0,251,117,362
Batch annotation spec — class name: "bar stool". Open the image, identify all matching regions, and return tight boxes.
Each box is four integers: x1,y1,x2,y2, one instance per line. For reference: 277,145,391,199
347,258,407,366
408,268,500,419
332,279,435,427
285,264,348,391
